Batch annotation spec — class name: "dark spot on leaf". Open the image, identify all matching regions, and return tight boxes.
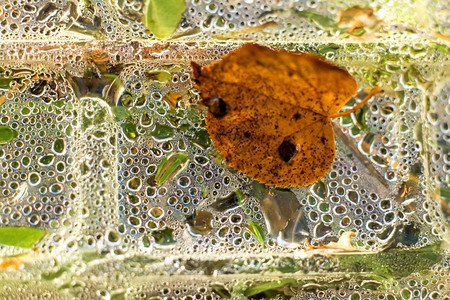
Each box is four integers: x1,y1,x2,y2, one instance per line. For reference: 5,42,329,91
293,112,301,120
278,139,298,162
203,95,229,117
244,131,251,138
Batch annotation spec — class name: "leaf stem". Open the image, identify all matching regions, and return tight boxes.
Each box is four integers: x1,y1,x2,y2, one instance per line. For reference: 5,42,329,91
329,86,381,118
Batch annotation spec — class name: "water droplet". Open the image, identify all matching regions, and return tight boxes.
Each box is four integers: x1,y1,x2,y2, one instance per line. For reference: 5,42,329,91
127,177,142,191
52,138,65,154
187,210,213,236
0,125,18,144
121,122,139,141
149,207,164,219
140,112,153,127
38,154,55,166
29,172,41,186
50,183,63,194
107,230,121,245
127,195,141,205
311,181,328,199
346,190,359,205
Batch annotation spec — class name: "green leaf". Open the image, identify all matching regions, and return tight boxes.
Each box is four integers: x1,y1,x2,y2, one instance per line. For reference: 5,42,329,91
247,222,266,246
435,187,450,200
152,228,176,246
146,70,172,83
430,42,450,55
0,125,18,144
41,265,70,280
295,10,338,30
155,152,190,186
190,128,211,149
0,78,14,89
121,122,139,141
52,99,65,108
243,279,297,297
151,123,175,140
235,190,246,204
144,0,187,39
210,283,231,298
112,106,131,120
0,227,47,248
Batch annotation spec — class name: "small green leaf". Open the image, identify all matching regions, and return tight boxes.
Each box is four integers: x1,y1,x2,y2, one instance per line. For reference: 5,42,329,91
152,228,176,246
247,222,266,246
295,10,338,30
350,28,366,36
190,128,211,149
0,125,18,144
155,152,190,186
146,70,172,82
243,279,297,297
151,123,175,140
144,0,187,39
41,265,70,280
0,227,47,248
235,190,246,204
210,283,231,298
121,122,139,141
0,78,14,89
112,106,131,120
52,99,65,108
435,187,450,199
430,42,450,55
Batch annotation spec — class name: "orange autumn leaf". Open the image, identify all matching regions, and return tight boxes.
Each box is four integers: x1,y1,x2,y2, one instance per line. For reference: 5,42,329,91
0,257,25,270
192,44,380,187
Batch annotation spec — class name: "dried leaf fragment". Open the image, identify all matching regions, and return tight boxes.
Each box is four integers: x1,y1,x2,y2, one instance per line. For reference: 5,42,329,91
337,6,381,34
0,257,25,270
193,44,379,187
305,231,357,251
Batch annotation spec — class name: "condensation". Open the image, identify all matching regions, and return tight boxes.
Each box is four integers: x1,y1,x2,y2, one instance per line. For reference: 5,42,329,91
0,0,448,299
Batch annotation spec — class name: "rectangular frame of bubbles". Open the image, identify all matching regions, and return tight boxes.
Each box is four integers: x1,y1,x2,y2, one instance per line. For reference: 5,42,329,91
0,0,448,299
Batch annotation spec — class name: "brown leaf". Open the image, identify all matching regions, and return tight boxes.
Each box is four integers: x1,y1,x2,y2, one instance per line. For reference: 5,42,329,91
193,44,379,187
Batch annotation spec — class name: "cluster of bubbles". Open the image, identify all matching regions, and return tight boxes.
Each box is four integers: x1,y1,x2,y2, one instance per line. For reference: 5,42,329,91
114,62,266,255
0,0,446,42
0,70,74,232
